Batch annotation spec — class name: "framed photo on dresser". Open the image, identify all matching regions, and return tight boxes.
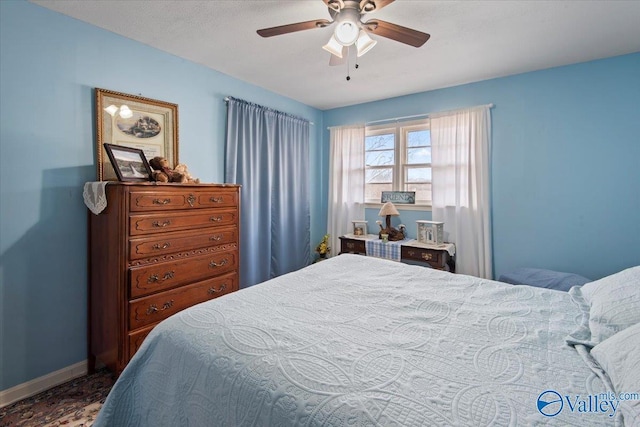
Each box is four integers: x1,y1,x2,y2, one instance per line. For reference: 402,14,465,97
95,88,178,181
103,143,153,182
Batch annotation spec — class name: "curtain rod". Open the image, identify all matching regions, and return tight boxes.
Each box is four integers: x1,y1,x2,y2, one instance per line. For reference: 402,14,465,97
224,96,314,125
365,103,495,126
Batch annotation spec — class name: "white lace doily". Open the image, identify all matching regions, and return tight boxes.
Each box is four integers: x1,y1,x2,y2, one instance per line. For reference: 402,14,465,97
83,182,110,215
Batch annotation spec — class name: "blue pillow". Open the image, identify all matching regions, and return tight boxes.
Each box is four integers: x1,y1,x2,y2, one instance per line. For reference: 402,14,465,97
498,268,591,292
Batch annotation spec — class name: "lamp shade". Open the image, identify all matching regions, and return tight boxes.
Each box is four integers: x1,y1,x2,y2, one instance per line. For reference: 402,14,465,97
378,201,399,217
356,30,377,57
322,35,344,58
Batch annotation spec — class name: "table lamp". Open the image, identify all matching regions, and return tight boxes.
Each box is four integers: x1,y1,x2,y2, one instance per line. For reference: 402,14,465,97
377,201,405,241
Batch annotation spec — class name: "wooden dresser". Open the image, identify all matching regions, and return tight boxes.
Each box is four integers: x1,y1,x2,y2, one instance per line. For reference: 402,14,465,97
88,182,241,374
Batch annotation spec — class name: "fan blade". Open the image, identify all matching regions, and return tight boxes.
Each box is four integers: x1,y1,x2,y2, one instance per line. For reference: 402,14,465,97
363,19,430,47
329,47,347,66
360,0,395,13
257,19,332,38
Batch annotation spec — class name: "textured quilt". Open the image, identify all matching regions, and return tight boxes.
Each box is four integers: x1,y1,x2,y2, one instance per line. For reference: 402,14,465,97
94,254,616,426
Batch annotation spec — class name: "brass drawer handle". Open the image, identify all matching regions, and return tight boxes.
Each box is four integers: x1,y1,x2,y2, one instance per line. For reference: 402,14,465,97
152,198,171,205
210,216,223,222
210,234,223,241
146,300,174,315
422,253,433,261
408,250,416,256
346,242,355,249
187,194,196,207
209,258,228,268
210,196,224,203
152,220,171,228
208,283,227,294
147,271,175,283
152,242,171,250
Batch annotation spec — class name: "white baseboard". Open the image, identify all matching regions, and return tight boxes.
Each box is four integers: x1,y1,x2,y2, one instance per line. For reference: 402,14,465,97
0,360,88,408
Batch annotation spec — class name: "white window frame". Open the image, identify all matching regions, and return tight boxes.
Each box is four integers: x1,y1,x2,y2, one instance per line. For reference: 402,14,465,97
364,119,431,208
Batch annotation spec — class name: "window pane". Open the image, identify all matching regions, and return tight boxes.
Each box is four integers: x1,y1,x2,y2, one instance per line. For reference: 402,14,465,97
365,149,394,166
366,168,392,183
407,147,431,164
405,182,432,202
365,183,392,202
365,134,394,151
407,130,430,147
406,167,432,182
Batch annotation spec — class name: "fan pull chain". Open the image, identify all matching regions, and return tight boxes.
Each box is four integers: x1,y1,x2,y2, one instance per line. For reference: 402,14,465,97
346,46,351,81
344,46,360,81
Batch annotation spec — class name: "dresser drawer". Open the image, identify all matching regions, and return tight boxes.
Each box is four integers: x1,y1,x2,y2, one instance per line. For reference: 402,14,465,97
129,209,239,236
129,226,238,260
129,188,239,212
401,246,443,267
340,237,366,254
196,190,239,209
128,324,154,360
129,272,239,329
129,249,238,298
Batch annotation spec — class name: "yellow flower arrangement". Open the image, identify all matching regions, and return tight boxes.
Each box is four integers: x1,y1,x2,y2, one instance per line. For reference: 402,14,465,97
315,234,331,256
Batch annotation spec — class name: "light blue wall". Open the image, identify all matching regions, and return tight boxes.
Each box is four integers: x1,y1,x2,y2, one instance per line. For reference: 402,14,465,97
0,0,323,391
324,53,640,281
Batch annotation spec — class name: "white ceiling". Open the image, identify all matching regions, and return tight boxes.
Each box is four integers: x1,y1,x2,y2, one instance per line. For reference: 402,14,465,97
31,0,640,110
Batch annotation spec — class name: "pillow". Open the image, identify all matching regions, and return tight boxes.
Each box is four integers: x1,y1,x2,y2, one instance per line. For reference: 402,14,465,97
591,322,640,426
498,267,591,291
580,266,640,344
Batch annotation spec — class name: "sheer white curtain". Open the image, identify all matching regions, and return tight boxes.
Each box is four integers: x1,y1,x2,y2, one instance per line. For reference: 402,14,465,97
327,124,365,256
431,105,493,279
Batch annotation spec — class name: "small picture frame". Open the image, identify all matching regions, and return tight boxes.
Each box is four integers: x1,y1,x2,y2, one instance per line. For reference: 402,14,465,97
103,143,153,182
416,220,445,246
352,220,368,237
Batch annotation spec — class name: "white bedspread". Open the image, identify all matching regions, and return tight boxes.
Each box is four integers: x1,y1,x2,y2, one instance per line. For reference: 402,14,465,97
95,254,616,426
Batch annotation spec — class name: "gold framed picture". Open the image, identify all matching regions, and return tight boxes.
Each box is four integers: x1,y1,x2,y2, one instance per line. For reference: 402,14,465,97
95,88,178,181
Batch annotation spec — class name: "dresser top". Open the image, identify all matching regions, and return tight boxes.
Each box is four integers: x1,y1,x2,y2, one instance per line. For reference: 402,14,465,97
90,181,241,189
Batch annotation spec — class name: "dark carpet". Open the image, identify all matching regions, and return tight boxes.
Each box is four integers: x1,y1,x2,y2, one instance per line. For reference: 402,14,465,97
0,368,115,427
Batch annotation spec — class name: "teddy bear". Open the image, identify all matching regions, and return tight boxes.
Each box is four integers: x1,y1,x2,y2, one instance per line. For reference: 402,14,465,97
174,163,200,184
148,156,187,183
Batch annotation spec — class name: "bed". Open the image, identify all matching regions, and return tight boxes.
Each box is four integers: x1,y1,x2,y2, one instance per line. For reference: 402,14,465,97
94,254,640,426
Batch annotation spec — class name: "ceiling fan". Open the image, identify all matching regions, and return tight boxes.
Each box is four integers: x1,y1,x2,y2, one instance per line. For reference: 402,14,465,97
257,0,430,65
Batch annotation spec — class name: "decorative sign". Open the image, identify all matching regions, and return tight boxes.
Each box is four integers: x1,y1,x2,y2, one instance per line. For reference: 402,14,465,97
381,191,416,204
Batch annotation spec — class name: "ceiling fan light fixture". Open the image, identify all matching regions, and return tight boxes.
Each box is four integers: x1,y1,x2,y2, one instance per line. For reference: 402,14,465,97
334,8,360,45
334,21,359,45
322,34,344,58
356,30,376,57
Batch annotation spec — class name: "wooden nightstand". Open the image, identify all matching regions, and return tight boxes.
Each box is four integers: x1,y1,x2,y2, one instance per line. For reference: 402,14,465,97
339,235,456,273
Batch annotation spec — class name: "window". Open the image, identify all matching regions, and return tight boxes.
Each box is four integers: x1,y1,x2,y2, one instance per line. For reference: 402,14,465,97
365,120,431,205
